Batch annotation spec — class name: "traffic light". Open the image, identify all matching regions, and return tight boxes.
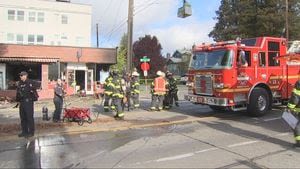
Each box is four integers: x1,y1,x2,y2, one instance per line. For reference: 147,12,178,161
178,0,192,18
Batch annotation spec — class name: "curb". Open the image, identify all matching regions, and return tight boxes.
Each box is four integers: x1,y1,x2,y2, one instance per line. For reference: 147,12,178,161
0,116,115,136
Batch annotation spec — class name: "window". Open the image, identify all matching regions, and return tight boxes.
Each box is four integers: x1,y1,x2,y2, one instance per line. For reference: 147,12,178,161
61,34,68,40
76,37,84,45
7,33,14,42
28,34,35,44
29,12,36,22
190,50,233,69
268,41,280,66
37,35,44,44
8,10,15,20
16,34,24,44
17,11,24,21
61,15,68,24
237,51,251,67
37,12,44,22
259,52,266,67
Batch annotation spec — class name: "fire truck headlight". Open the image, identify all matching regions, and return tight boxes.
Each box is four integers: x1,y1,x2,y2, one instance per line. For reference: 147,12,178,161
214,83,224,89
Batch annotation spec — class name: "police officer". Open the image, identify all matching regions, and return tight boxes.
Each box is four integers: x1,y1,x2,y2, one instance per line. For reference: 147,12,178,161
53,79,64,122
111,70,125,120
131,71,140,109
150,71,167,111
103,71,114,112
166,72,179,108
287,80,300,147
16,71,38,138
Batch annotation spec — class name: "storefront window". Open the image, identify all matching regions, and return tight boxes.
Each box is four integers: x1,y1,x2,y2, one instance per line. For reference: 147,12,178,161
6,63,41,90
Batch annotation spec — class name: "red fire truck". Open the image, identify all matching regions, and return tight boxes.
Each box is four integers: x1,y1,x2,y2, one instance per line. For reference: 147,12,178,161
184,37,300,116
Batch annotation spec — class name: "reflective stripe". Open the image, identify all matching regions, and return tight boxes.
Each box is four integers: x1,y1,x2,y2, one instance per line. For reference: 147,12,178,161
295,136,300,141
132,89,140,94
293,89,300,96
134,104,140,107
104,106,109,109
118,112,124,117
113,94,124,98
288,103,296,109
158,107,163,110
150,107,156,110
108,83,115,87
104,91,113,95
111,106,116,109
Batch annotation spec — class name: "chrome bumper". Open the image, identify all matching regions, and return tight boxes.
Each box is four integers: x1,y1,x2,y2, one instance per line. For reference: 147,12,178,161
184,94,229,106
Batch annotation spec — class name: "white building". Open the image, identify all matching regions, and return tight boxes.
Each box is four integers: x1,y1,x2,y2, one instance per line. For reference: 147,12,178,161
0,0,91,47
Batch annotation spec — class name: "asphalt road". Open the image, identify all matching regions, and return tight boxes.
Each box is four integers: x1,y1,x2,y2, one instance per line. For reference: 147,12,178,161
0,100,299,168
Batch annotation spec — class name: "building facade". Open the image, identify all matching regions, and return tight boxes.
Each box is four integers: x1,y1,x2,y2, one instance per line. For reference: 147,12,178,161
0,0,116,99
0,0,91,47
0,44,116,99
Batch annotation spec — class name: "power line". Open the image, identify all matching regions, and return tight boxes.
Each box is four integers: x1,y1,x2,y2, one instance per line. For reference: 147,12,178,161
103,0,160,45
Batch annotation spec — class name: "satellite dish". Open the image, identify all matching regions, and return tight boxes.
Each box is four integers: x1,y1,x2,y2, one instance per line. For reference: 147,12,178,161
178,0,192,18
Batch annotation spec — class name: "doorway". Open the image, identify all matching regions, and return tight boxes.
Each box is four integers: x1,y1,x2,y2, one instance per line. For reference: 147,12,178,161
75,70,85,91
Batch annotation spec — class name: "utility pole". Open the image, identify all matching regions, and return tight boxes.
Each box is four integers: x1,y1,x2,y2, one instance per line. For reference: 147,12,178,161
96,23,99,48
127,0,134,72
285,0,289,41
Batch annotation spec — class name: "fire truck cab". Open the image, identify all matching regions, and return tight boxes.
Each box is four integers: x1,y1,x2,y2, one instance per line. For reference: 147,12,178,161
185,37,300,116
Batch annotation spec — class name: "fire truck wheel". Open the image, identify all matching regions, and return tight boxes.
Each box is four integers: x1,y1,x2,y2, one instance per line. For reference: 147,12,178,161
247,87,270,117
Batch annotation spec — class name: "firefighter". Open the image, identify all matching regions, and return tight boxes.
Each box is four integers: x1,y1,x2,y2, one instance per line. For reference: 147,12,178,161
122,72,131,111
287,80,300,147
150,71,168,111
16,71,38,138
131,71,140,109
53,79,65,122
238,49,248,67
103,71,114,112
111,70,125,120
166,72,179,108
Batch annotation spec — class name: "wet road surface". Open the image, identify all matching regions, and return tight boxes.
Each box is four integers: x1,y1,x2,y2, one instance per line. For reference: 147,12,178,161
0,104,299,168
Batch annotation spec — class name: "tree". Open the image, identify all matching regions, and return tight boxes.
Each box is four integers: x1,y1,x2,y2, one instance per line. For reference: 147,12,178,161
133,35,166,77
111,33,127,72
209,0,300,41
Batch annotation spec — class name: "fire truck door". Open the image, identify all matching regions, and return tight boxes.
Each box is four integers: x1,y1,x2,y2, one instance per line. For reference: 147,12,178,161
236,50,254,88
257,52,267,81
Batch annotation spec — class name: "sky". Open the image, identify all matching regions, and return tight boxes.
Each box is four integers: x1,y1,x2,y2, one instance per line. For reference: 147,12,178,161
72,0,221,54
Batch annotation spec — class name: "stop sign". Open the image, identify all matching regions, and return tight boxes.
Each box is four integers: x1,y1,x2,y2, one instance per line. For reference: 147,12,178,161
141,62,150,71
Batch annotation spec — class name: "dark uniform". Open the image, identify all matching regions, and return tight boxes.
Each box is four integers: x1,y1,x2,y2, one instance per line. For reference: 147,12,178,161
111,71,125,119
103,74,114,112
131,74,140,109
287,80,300,147
53,83,64,122
16,72,38,137
166,73,179,108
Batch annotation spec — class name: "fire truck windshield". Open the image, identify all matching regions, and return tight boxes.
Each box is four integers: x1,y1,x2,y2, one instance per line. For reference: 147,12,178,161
190,49,233,69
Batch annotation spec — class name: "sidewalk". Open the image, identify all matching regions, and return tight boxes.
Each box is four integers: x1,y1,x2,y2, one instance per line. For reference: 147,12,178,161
0,85,195,140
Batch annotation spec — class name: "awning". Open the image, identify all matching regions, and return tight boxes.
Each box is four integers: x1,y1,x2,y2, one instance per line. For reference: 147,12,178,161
0,57,59,63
